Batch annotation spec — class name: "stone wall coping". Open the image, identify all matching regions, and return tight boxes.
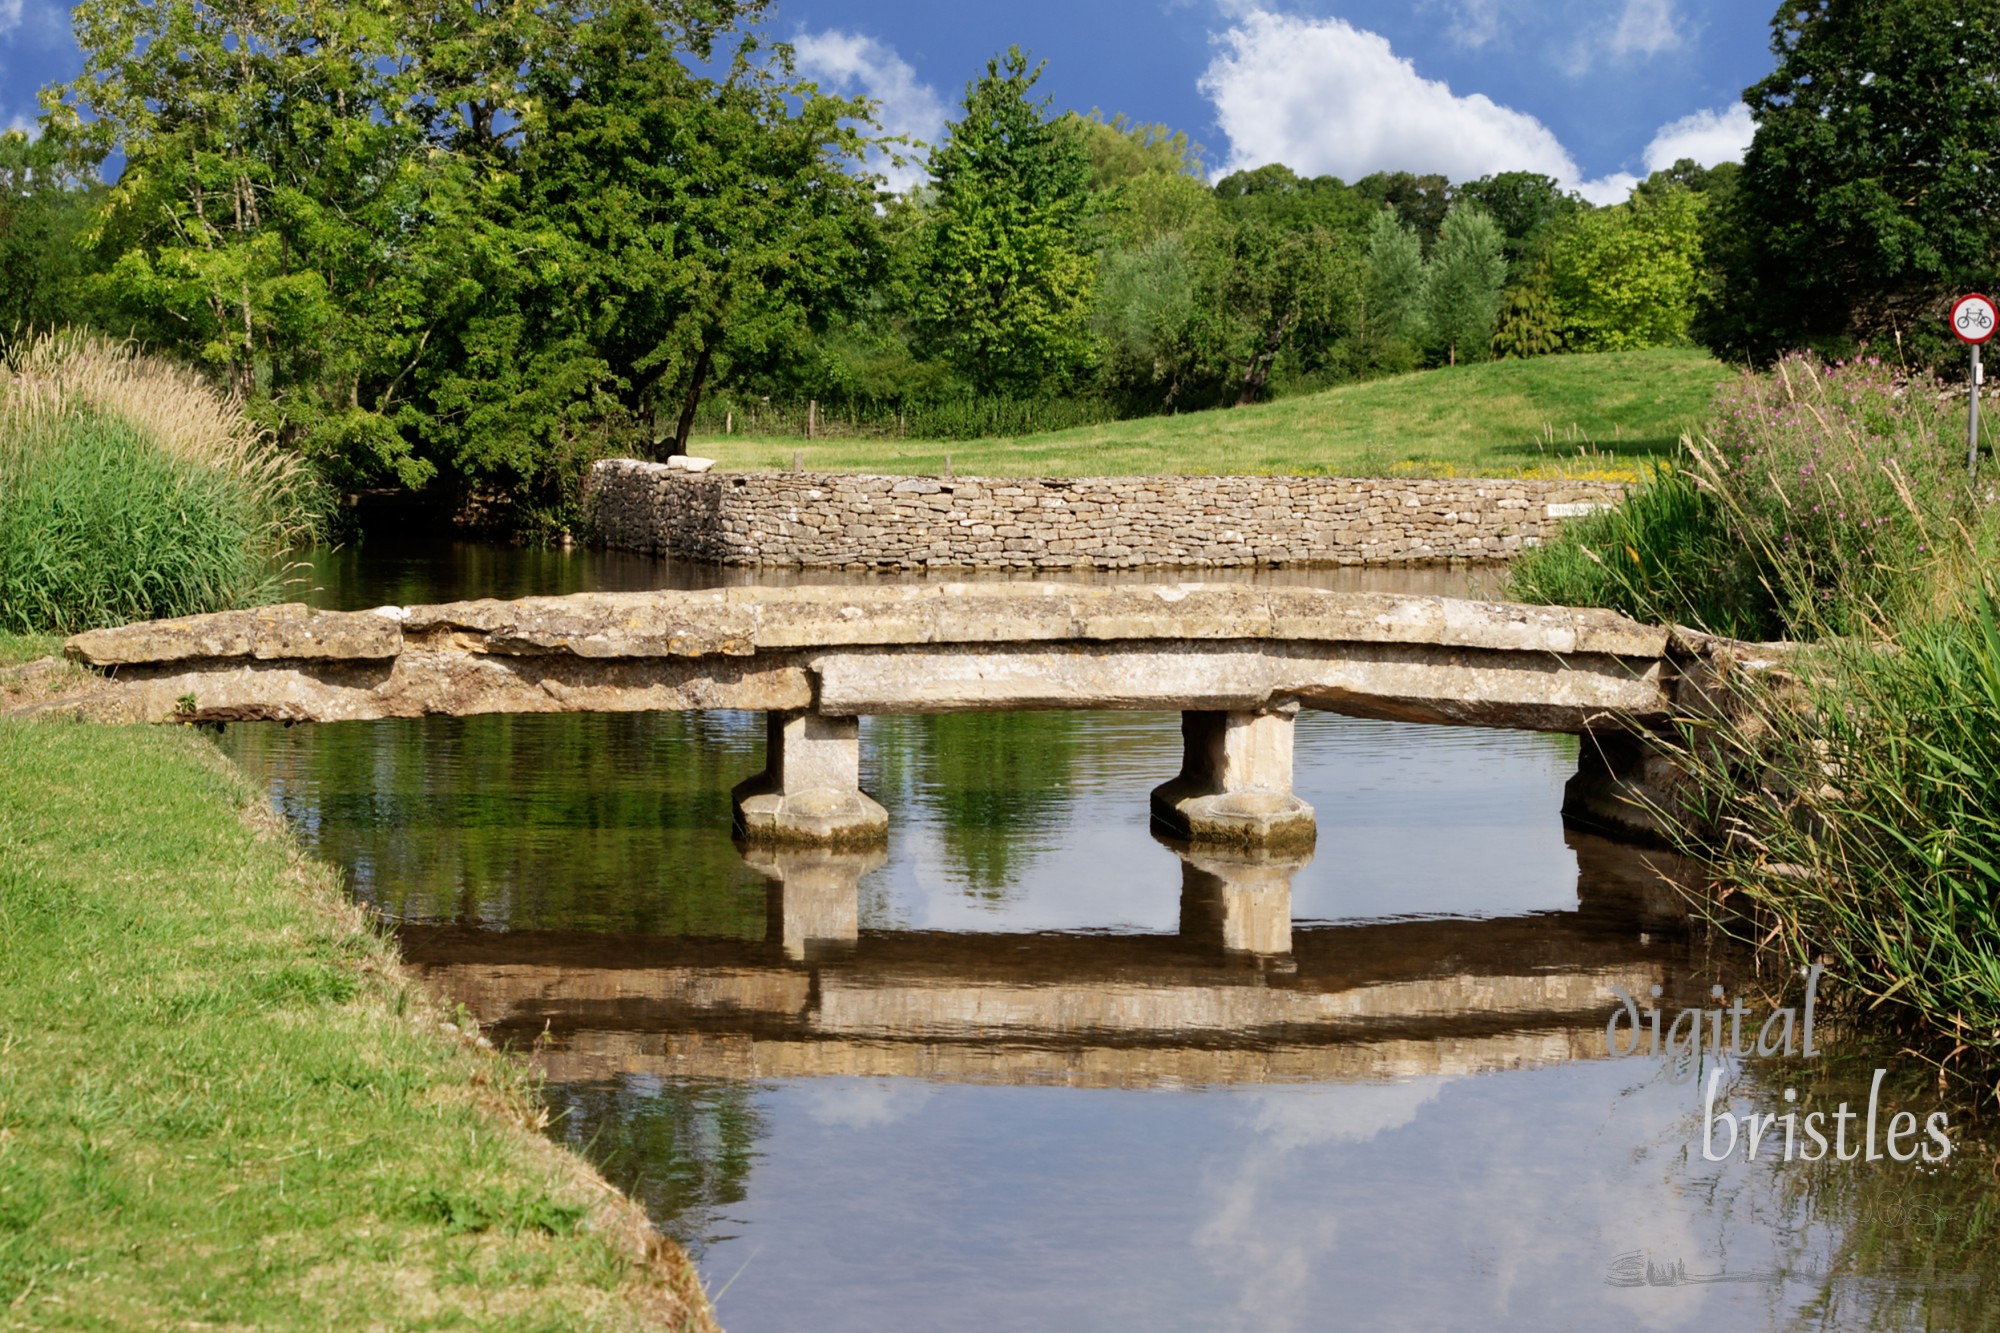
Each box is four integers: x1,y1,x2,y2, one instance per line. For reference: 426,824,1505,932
589,459,1627,491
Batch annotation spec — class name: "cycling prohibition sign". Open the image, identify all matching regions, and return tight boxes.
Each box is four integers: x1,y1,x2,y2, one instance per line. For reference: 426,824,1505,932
1953,293,1997,344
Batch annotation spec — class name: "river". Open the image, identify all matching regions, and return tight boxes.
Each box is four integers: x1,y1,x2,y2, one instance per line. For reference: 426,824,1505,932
211,540,1997,1332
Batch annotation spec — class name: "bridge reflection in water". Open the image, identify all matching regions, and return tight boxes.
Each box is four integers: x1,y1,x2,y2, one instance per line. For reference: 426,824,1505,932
402,831,1698,1092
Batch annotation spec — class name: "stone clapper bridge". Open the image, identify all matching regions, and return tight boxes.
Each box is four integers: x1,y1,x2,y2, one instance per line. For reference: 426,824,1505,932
31,582,1731,862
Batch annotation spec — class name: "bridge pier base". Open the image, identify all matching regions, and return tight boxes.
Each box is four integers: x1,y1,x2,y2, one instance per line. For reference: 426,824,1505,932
732,711,890,848
1177,847,1302,963
1150,702,1316,852
745,845,884,960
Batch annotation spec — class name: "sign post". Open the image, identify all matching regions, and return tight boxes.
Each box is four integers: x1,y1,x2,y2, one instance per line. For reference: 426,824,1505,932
1951,293,1997,481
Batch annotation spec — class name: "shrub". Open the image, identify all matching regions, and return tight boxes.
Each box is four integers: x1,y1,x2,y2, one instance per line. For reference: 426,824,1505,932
0,332,315,634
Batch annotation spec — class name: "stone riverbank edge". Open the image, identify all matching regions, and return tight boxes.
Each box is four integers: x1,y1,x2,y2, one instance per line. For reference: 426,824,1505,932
583,462,1627,569
0,720,719,1330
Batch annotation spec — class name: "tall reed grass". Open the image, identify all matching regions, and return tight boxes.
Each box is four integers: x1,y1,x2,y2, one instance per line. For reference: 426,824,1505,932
1677,581,2000,1076
0,332,315,634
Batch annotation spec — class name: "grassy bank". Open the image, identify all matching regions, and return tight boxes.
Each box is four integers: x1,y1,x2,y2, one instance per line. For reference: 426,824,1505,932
0,720,718,1330
687,348,1727,480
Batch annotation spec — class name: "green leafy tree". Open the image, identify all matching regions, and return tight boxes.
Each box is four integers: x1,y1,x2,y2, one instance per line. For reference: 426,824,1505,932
517,3,882,457
1199,219,1354,404
1094,232,1204,405
1424,204,1507,365
1354,171,1454,246
1702,0,2000,363
1213,164,1374,239
1455,171,1584,278
48,0,875,511
51,0,457,486
1548,185,1706,352
1068,111,1205,190
1355,209,1427,374
910,48,1098,396
0,130,106,334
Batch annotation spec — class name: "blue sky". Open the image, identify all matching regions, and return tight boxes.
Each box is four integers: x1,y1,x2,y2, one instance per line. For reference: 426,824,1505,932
0,0,1779,204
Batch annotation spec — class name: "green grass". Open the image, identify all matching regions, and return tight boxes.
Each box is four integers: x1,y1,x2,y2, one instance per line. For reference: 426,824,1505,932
0,721,717,1330
0,634,57,667
690,348,1728,480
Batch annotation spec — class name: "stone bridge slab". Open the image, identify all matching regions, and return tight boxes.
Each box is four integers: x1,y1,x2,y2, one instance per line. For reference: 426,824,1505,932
42,583,1674,733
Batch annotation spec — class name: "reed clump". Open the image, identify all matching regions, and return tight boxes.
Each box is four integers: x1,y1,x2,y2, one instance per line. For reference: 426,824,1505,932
0,331,316,634
1679,581,2000,1078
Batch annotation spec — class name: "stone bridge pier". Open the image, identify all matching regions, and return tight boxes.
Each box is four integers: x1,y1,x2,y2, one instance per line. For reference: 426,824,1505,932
1150,702,1315,851
732,700,1320,854
731,711,889,848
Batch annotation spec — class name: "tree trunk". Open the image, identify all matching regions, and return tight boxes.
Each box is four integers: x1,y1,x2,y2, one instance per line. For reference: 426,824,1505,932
1234,314,1296,408
670,343,715,458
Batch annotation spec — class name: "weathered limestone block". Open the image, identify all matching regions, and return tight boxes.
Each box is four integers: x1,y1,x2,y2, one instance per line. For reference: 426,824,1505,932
732,711,889,848
26,652,812,725
67,603,402,666
1151,701,1317,851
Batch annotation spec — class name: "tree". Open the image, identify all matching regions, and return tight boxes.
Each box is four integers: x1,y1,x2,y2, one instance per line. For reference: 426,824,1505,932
52,0,455,486
1455,172,1584,278
0,129,106,335
518,3,882,457
1491,261,1564,360
1354,209,1427,374
1354,171,1454,246
1424,204,1507,366
1702,0,2000,363
910,48,1098,396
1548,185,1706,352
1214,164,1374,239
1068,111,1205,191
1199,219,1353,405
49,0,877,508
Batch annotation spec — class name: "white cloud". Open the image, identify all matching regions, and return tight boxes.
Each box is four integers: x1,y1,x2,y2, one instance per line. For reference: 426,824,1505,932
790,29,948,197
1641,102,1754,173
1574,172,1640,207
1606,0,1686,59
1446,0,1503,50
0,0,23,36
1200,11,1641,204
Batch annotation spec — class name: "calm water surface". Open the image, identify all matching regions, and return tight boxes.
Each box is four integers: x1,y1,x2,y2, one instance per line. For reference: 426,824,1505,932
212,542,1998,1332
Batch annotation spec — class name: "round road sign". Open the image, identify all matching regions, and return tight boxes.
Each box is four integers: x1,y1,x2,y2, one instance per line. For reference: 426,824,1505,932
1952,293,1997,344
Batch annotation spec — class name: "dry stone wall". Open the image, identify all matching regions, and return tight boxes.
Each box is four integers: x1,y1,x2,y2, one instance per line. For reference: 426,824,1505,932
583,460,1625,570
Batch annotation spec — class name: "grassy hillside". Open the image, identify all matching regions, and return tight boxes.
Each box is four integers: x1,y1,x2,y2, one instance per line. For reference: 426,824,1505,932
690,347,1732,480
